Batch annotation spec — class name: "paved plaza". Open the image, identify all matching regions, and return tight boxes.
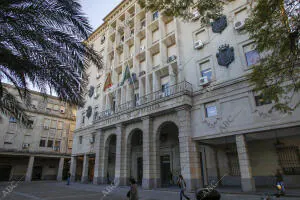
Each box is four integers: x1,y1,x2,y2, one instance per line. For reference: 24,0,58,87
0,181,299,200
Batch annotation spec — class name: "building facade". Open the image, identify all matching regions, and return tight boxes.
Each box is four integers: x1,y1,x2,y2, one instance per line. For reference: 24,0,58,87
72,0,300,192
0,84,76,182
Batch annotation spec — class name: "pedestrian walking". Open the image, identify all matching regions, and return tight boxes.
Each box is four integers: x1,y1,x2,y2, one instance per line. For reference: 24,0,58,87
275,169,285,195
177,175,190,200
66,172,71,185
127,178,138,200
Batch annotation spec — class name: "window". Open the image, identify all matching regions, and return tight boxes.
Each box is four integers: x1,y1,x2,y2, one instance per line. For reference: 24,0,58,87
201,68,212,82
40,139,46,147
79,136,83,144
46,103,53,110
50,120,57,129
255,94,272,106
134,92,140,106
54,141,61,151
243,43,260,66
53,104,59,111
226,151,241,176
195,29,208,43
277,145,300,175
9,117,16,123
199,60,212,82
161,76,170,96
205,102,217,117
47,140,53,148
57,121,63,130
152,29,159,43
44,118,50,128
81,113,85,124
153,11,159,21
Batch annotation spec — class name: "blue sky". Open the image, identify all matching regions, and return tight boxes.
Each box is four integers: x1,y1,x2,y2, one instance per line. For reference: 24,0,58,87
80,0,122,30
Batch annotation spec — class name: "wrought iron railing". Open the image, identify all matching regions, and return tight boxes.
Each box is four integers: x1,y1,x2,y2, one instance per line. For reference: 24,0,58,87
97,81,192,120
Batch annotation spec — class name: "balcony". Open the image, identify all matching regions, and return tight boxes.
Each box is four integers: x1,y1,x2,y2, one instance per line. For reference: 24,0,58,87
95,81,193,127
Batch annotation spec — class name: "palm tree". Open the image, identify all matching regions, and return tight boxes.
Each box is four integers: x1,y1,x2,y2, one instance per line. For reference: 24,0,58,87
0,0,102,125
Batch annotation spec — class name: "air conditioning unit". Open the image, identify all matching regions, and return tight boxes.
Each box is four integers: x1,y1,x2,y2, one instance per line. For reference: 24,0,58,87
234,19,245,30
140,46,145,52
199,76,209,86
22,143,30,149
194,40,204,49
192,11,200,20
167,55,177,63
89,137,94,144
130,53,134,58
44,125,49,130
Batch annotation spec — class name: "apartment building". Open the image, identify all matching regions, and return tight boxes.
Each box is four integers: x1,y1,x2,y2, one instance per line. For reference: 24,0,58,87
0,84,76,182
72,0,300,192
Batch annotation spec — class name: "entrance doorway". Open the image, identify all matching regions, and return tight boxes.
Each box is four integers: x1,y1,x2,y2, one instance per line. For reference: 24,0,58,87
32,166,42,180
160,155,171,187
157,122,180,188
0,165,11,181
105,134,116,184
127,129,143,185
137,157,143,185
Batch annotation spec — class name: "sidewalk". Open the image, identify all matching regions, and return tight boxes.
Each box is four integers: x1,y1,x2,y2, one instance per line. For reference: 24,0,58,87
145,185,300,198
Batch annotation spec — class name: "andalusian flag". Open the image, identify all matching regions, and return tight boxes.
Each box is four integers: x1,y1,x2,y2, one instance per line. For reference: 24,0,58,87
120,66,131,86
103,72,112,91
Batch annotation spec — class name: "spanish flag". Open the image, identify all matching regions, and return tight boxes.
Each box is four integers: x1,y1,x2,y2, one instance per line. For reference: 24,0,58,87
103,73,112,91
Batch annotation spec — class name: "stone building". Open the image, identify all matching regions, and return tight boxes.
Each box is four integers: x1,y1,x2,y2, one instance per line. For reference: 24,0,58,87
72,0,300,192
0,83,77,182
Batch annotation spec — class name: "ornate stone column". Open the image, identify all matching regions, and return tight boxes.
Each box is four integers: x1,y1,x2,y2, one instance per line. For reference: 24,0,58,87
236,134,256,192
93,129,105,184
142,116,155,189
177,106,202,192
25,156,35,182
70,156,77,182
115,123,126,185
81,154,89,183
57,157,64,181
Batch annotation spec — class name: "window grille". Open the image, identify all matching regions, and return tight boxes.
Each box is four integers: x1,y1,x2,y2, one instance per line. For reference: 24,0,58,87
226,151,241,176
276,145,300,175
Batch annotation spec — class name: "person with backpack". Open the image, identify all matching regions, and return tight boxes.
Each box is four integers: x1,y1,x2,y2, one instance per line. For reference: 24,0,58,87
177,175,190,200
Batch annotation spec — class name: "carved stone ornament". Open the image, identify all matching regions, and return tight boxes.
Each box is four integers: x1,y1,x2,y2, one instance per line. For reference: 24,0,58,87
204,117,220,128
88,86,95,98
86,106,92,118
211,15,227,33
216,44,235,67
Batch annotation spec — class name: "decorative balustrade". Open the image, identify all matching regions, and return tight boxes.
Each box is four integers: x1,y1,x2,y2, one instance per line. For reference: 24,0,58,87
97,81,192,120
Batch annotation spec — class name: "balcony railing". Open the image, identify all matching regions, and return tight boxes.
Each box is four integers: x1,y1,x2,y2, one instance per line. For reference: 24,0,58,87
97,81,192,120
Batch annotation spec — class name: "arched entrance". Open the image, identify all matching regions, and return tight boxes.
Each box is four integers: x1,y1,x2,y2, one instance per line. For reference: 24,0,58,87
104,134,116,184
126,129,143,185
156,122,180,188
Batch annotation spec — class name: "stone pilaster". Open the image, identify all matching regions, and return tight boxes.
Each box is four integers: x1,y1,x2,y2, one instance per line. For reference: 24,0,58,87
115,124,126,185
25,156,34,182
93,129,105,184
70,156,77,182
177,106,202,192
57,157,64,181
236,134,256,192
81,154,89,183
142,116,156,189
